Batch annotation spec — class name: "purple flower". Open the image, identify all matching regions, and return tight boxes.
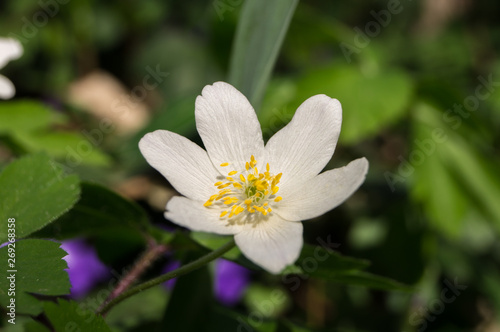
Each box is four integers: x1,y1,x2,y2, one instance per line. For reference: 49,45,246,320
214,259,250,306
61,238,110,298
162,259,181,290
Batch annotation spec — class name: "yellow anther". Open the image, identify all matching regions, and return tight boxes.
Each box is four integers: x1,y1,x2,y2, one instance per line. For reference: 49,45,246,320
207,156,283,218
253,205,263,213
234,206,244,215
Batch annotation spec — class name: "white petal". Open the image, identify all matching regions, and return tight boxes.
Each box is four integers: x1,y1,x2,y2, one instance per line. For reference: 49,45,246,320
139,130,220,201
276,158,369,221
0,38,23,69
0,75,15,99
265,95,342,192
195,82,265,172
234,215,303,274
165,196,243,235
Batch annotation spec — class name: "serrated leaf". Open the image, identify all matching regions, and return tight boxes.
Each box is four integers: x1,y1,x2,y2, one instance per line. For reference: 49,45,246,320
0,239,70,315
0,153,80,243
43,299,111,332
34,182,148,239
228,0,298,109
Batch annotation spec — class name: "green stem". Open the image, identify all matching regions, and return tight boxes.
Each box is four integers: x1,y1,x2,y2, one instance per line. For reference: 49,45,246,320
97,238,236,316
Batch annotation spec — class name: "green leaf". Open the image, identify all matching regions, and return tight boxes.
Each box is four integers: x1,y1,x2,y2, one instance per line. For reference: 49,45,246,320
0,239,70,315
292,64,413,144
105,285,167,331
325,271,413,291
13,131,112,167
410,103,468,237
23,319,52,332
0,100,64,134
443,138,500,233
285,244,411,291
228,0,298,109
289,243,370,275
190,232,241,260
0,153,80,243
411,102,500,238
43,299,111,332
34,181,148,239
243,285,290,318
159,261,212,332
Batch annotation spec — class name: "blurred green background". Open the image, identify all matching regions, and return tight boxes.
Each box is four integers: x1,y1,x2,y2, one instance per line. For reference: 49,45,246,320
1,0,500,331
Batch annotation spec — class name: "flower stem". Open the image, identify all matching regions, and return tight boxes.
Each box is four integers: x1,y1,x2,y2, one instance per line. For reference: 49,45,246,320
96,238,236,316
98,240,169,313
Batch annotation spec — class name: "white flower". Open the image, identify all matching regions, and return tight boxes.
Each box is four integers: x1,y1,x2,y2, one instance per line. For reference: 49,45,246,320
139,82,368,274
0,38,23,100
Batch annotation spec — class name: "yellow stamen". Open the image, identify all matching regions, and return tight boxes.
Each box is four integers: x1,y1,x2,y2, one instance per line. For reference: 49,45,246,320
207,155,283,219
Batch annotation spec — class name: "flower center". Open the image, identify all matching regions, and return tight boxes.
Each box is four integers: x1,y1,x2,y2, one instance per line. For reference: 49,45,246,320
204,155,282,220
